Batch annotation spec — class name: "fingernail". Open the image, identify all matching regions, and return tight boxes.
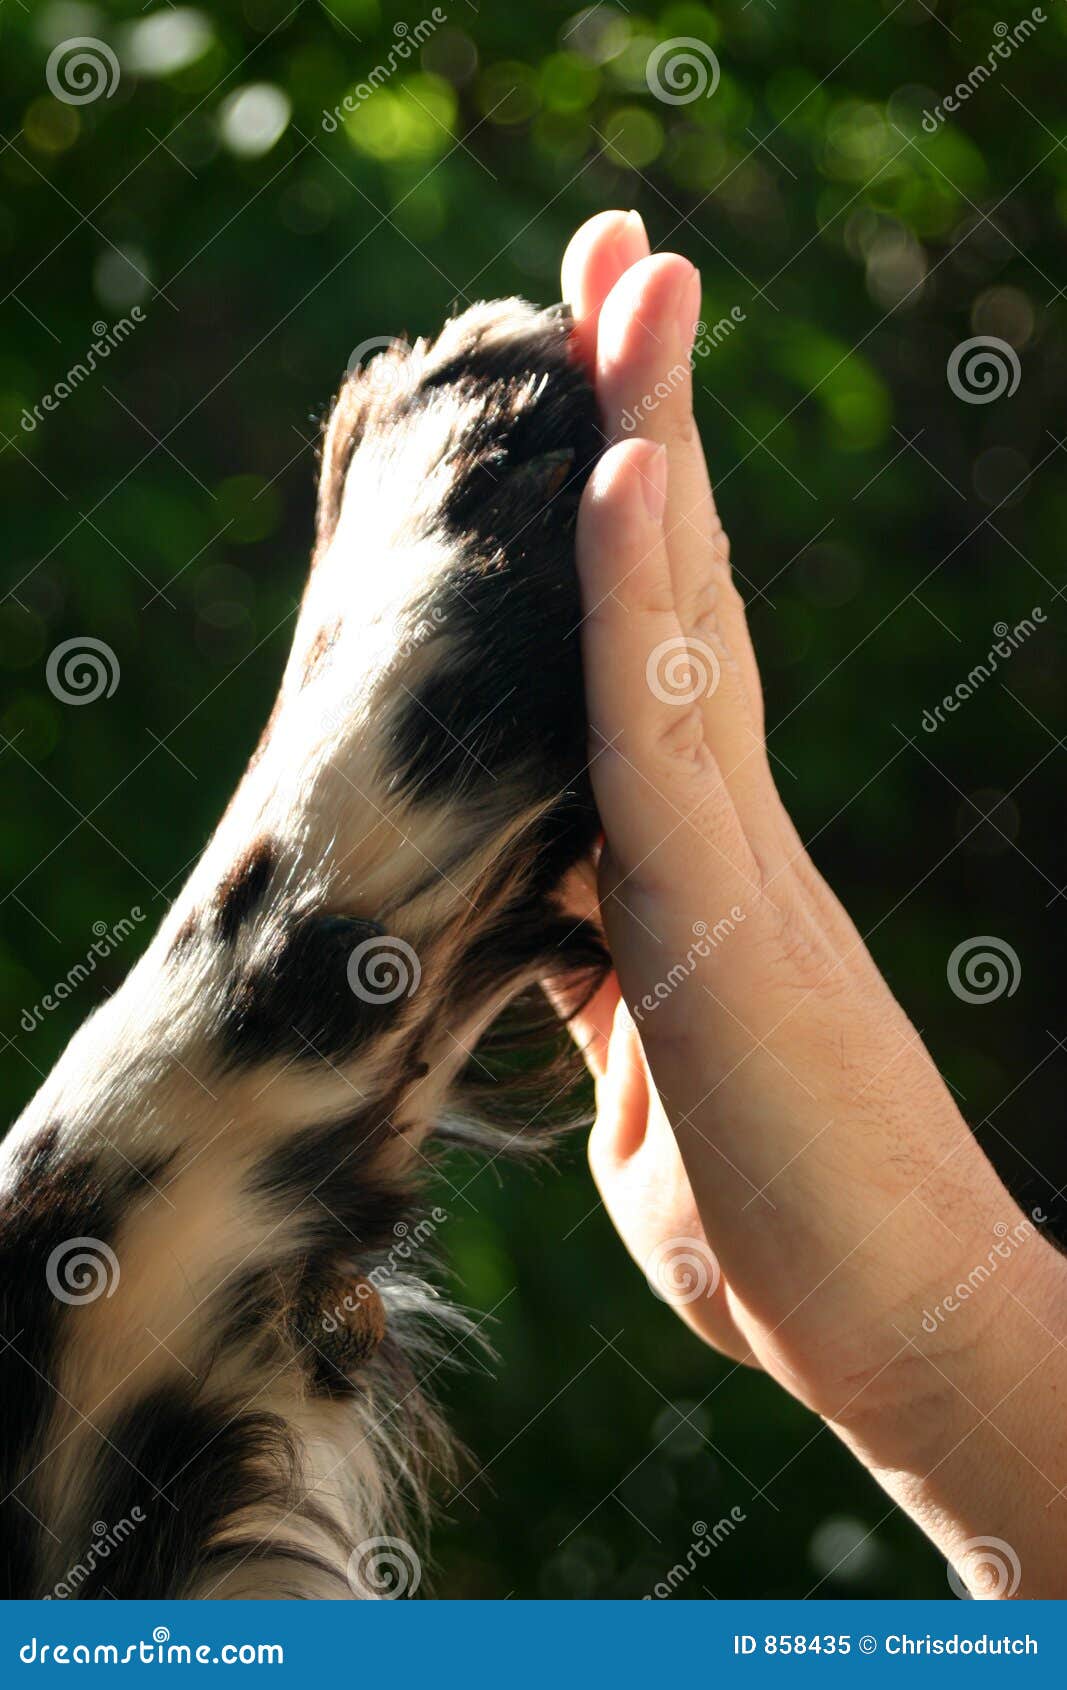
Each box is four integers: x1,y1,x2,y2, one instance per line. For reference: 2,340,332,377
677,266,702,350
614,209,648,268
626,208,648,243
640,443,668,522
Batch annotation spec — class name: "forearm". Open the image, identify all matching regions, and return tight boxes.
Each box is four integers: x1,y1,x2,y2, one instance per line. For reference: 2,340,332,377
628,958,1067,1594
829,1221,1067,1598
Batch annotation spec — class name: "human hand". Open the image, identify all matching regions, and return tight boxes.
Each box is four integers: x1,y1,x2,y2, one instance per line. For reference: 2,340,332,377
560,210,1067,1596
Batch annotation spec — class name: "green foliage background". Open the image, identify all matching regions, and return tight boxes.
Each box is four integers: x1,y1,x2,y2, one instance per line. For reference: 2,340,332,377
2,0,1065,1598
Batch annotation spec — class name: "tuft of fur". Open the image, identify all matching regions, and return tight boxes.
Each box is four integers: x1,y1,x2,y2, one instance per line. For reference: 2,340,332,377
0,300,609,1598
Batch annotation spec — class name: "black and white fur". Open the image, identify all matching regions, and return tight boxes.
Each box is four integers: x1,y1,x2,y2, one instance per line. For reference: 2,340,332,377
0,300,609,1598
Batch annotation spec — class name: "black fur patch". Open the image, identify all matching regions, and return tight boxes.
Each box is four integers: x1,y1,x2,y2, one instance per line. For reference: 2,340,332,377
218,1265,288,1361
0,1132,170,1598
73,1384,345,1597
242,1116,413,1401
220,913,390,1065
249,1107,407,1248
389,317,602,805
455,909,607,1017
215,837,279,944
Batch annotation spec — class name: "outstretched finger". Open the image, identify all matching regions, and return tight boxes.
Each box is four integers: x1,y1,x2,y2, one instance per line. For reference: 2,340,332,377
561,209,649,377
576,437,759,961
597,256,765,738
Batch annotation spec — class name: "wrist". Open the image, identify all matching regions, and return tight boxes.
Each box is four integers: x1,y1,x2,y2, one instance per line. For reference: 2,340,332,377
831,1217,1067,1596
